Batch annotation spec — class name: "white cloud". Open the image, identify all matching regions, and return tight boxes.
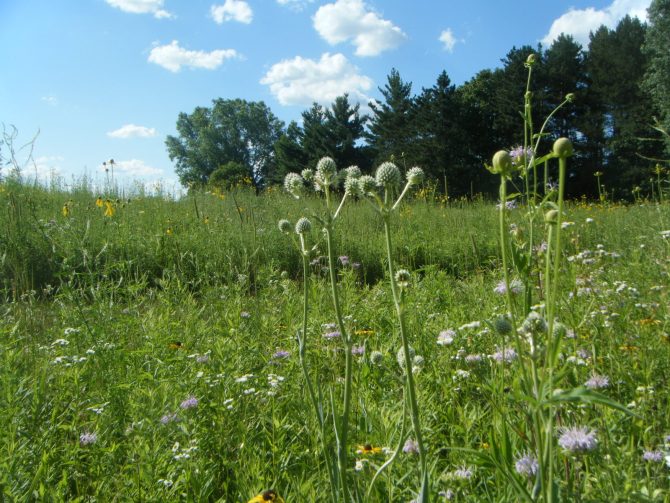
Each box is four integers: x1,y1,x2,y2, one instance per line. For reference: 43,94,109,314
31,155,64,180
41,96,59,106
100,159,164,177
105,0,173,19
542,0,650,46
107,124,158,139
439,29,461,53
260,52,373,107
148,41,239,72
211,0,253,24
277,0,314,11
313,0,406,57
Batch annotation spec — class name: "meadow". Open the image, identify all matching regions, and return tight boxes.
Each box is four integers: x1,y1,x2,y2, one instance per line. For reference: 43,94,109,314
1,172,669,502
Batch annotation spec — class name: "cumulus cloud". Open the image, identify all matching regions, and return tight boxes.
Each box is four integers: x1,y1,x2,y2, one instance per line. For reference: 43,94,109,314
439,29,461,53
211,0,253,24
105,0,173,19
148,40,239,72
542,0,650,46
277,0,314,11
31,156,64,180
313,0,406,57
107,124,158,139
100,159,164,177
261,52,373,107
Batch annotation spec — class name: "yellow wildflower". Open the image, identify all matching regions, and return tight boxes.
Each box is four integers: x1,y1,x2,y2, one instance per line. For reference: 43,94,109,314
248,489,284,503
104,200,115,217
166,227,173,236
356,444,383,455
95,197,103,208
62,203,70,217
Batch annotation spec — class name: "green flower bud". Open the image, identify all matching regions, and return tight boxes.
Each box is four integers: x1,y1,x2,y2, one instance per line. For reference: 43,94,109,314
565,93,576,103
526,53,537,66
553,137,573,158
316,157,337,182
278,219,292,234
358,175,377,195
494,316,513,336
492,150,513,176
395,269,411,288
344,176,362,197
284,172,304,198
344,165,362,179
544,210,558,224
295,217,312,235
406,166,425,186
375,162,401,188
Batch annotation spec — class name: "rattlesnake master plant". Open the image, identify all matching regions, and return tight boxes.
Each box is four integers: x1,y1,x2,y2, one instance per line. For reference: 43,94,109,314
375,161,402,189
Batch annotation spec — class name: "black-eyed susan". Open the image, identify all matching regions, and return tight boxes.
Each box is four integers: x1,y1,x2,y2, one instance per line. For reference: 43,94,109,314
356,444,383,455
248,489,284,503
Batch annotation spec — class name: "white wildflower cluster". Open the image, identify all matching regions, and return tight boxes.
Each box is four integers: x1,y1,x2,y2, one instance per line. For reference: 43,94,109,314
172,440,198,461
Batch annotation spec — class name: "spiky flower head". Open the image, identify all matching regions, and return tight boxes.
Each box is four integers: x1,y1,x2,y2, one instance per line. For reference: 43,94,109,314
301,168,314,182
558,426,597,454
406,166,425,186
278,219,292,234
358,175,377,195
521,311,548,335
375,162,401,189
295,217,312,235
316,157,337,183
553,137,574,158
344,176,362,197
284,172,304,198
344,165,362,179
491,150,513,176
395,269,411,288
515,454,538,477
493,315,513,336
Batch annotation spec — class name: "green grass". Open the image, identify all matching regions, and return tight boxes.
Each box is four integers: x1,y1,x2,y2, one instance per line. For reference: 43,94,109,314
1,180,669,501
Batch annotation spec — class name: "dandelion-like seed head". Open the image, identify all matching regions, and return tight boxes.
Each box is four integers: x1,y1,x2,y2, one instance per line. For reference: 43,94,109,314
375,162,401,188
492,150,513,176
406,166,425,186
558,426,597,454
278,219,292,234
316,157,337,183
284,172,304,198
295,217,312,235
553,137,574,158
395,269,411,288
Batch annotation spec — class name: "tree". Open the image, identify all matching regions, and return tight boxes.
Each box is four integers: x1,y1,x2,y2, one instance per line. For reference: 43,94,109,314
300,103,333,169
324,94,367,170
165,98,284,189
367,68,418,165
209,161,249,190
644,0,670,152
274,121,308,181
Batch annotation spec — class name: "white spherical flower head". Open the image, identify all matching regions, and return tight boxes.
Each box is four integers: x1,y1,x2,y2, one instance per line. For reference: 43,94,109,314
301,168,314,182
295,217,312,235
316,157,337,184
358,175,377,195
344,176,362,197
395,269,411,288
284,173,304,198
375,162,401,188
370,350,383,365
344,165,362,179
406,166,425,186
278,219,292,234
396,346,416,368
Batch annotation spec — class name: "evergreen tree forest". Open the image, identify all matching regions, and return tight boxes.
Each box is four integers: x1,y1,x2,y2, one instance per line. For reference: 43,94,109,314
167,9,670,199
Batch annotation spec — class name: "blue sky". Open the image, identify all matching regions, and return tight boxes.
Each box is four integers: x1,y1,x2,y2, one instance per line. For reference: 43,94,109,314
0,0,651,192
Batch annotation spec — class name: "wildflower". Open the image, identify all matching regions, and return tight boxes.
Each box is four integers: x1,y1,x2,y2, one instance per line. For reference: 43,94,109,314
157,478,173,488
104,200,115,217
375,161,401,188
403,438,419,454
509,145,533,164
316,157,337,186
406,166,425,186
248,489,284,503
452,466,473,480
437,330,455,346
558,426,597,453
196,354,210,363
490,150,513,176
642,450,664,462
79,432,97,445
344,165,361,179
160,413,179,425
553,137,573,158
584,374,609,390
272,350,290,360
180,396,198,409
494,279,523,295
521,311,547,335
339,255,350,266
493,316,513,336
514,454,538,477
351,345,365,356
397,346,415,368
277,219,292,234
464,354,483,364
284,172,304,198
439,489,455,500
491,348,517,363
323,331,341,339
354,459,368,471
395,269,411,288
95,197,103,208
453,369,470,380
356,444,383,455
295,217,311,235
370,350,383,365
62,203,70,217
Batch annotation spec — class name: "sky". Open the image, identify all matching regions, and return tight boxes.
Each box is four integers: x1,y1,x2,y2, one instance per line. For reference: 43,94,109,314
0,0,652,193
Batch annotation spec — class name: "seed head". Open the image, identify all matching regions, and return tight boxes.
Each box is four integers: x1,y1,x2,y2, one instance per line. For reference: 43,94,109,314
295,217,312,235
492,150,513,176
278,219,292,234
375,162,401,188
284,172,304,198
406,166,425,186
553,137,573,158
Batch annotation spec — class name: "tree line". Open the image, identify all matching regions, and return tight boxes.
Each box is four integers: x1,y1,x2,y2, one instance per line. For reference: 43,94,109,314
167,2,670,199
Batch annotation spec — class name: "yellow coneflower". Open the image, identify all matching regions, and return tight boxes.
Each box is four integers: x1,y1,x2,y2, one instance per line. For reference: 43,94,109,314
104,200,115,217
62,203,70,217
248,489,284,503
356,444,382,455
95,197,103,208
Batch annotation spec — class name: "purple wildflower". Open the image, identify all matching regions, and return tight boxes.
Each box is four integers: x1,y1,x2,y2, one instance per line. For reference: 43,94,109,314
452,466,473,479
403,439,419,455
79,432,97,446
160,412,179,425
494,278,523,295
558,426,597,453
338,255,350,266
272,350,290,360
510,145,533,164
642,450,664,462
323,331,341,339
351,345,365,356
584,374,609,390
437,329,455,346
439,489,455,500
180,396,199,409
464,354,483,364
514,454,538,477
491,348,518,363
